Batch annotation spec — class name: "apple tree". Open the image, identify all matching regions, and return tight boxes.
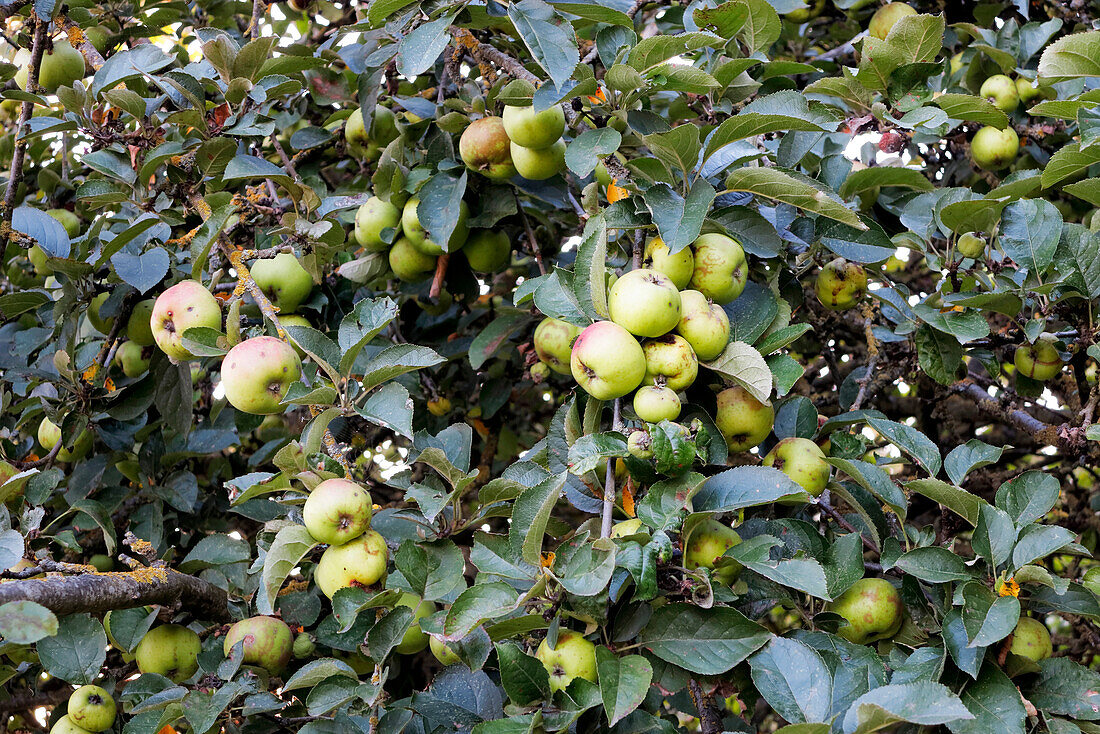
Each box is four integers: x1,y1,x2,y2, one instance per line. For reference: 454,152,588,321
2,0,1100,731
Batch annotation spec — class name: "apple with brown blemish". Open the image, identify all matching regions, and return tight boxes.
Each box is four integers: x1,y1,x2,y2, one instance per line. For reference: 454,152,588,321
220,336,301,415
151,280,223,361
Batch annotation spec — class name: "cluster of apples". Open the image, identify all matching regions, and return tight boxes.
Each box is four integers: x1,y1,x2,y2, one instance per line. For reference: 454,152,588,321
459,104,567,182
49,685,116,734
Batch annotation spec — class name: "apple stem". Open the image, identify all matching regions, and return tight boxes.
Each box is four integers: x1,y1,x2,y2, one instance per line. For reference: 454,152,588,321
600,398,622,538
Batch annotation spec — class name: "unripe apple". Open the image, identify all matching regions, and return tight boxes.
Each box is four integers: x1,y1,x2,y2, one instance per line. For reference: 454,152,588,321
642,236,694,289
135,624,202,682
388,236,437,282
221,336,302,415
979,74,1020,112
29,244,52,275
949,52,964,75
534,318,581,374
126,299,156,346
535,630,597,693
530,361,551,381
251,253,313,314
430,635,461,666
394,593,434,655
292,632,316,658
49,715,94,734
633,385,681,422
683,518,742,584
463,230,511,272
344,108,369,159
370,105,400,146
1016,77,1052,106
354,196,401,251
67,685,115,732
956,232,985,259
1082,566,1100,597
88,554,113,572
815,257,867,311
87,293,113,334
570,321,647,400
38,417,92,462
401,198,470,255
223,616,294,674
642,334,698,391
689,233,748,304
459,117,517,180
16,40,84,93
828,578,904,644
151,280,223,361
1009,616,1052,661
502,104,566,149
785,0,825,22
763,437,830,496
1014,335,1062,381
303,478,372,545
715,385,774,452
427,396,452,416
607,269,682,337
314,529,388,598
511,139,566,181
114,341,151,378
627,429,653,459
971,126,1019,170
676,290,729,361
867,2,916,40
611,518,644,538
47,208,80,238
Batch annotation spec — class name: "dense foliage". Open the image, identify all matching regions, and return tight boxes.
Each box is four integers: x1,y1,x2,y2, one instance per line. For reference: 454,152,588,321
3,0,1100,732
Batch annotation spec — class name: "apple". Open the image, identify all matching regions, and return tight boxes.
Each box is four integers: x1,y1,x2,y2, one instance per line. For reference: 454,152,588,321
463,230,511,272
344,108,369,159
570,321,647,400
278,314,311,358
251,253,313,314
715,385,774,452
354,196,401,251
38,417,92,462
293,632,316,658
29,244,52,275
642,237,694,289
15,39,84,93
642,334,698,391
689,233,748,304
47,208,80,238
88,293,113,334
223,616,294,674
867,2,916,40
683,518,742,584
114,341,151,378
626,429,653,459
633,385,681,422
511,139,566,180
502,104,566,149
785,0,825,21
607,269,682,338
67,685,115,732
88,554,113,572
151,280,223,361
314,529,388,598
303,477,373,545
828,578,904,644
530,361,551,381
427,396,452,416
84,26,111,54
1016,77,1052,106
676,290,729,361
430,635,461,666
126,299,156,346
533,318,581,375
459,117,516,180
135,624,202,682
979,74,1020,112
762,437,830,496
1014,335,1062,381
394,593,434,655
970,126,1019,170
401,197,470,254
815,257,867,311
389,237,437,282
221,336,302,415
956,232,985,259
50,715,93,734
1009,616,1052,661
370,105,400,146
535,630,597,693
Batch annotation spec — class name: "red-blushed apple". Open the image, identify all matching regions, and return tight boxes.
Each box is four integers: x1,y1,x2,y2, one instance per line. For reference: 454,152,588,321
971,126,1019,170
459,117,516,180
511,139,566,180
633,385,681,422
389,237,437,282
533,318,581,374
430,635,461,665
251,253,314,314
114,341,151,378
642,333,699,391
1009,617,1052,661
715,385,774,452
135,624,202,682
151,280,223,361
683,518,742,584
676,290,729,361
815,258,867,311
828,578,904,644
221,336,302,415
867,2,915,39
570,321,647,400
126,299,156,346
535,630,597,693
642,236,694,289
223,616,294,674
303,477,373,545
502,104,566,149
67,685,116,732
607,269,682,337
762,437,830,496
1015,335,1062,381
394,593,435,654
354,196,401,251
979,74,1020,112
314,529,388,598
37,417,92,462
689,233,748,304
463,230,511,272
401,197,470,254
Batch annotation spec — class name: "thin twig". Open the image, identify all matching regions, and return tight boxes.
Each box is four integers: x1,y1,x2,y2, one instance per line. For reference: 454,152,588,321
819,493,879,554
515,189,546,275
600,399,622,538
270,133,299,181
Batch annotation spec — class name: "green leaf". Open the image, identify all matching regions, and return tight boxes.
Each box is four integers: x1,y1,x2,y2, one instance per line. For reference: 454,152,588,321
732,0,781,53
995,470,1060,527
724,167,864,229
639,603,771,675
642,179,716,254
692,1,750,39
948,664,1026,734
549,1,633,26
643,124,701,180
1025,658,1100,720
1038,30,1100,81
841,681,974,733
367,606,415,661
961,583,1019,648
0,600,57,643
702,341,772,403
867,417,941,476
1011,524,1078,568
596,647,652,726
838,167,934,199
469,311,531,370
972,504,1016,569
915,324,963,386
1063,178,1100,206
509,473,565,565
893,546,972,583
443,582,519,640
1053,224,1100,299
932,93,1010,128
692,466,809,511
496,641,550,705
827,458,906,517
703,113,827,162
627,32,724,72
36,614,107,684
566,129,622,178
283,658,358,691
361,344,445,391
508,0,579,89
944,440,1005,486
338,296,399,373
1041,142,1100,189
257,524,318,615
906,478,985,526
749,637,832,724
727,535,831,599
572,215,609,320
396,13,457,77
999,198,1061,275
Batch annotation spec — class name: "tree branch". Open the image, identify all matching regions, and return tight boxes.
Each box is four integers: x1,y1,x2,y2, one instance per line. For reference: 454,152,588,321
600,399,622,538
2,17,47,226
953,380,1086,453
57,16,107,71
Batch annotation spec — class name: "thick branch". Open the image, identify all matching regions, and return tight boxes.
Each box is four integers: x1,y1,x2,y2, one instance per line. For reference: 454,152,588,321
57,16,107,70
954,381,1086,454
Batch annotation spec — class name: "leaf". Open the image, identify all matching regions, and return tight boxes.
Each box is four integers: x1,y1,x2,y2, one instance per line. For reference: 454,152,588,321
1053,224,1100,299
906,478,985,526
0,601,57,644
509,473,565,565
338,296,399,373
566,129,621,178
703,113,827,161
36,614,107,684
733,0,781,53
841,681,974,733
827,458,906,517
1038,31,1100,81
443,582,519,640
995,471,1060,527
258,524,318,615
702,341,772,403
893,546,972,583
469,311,530,369
999,199,1061,275
596,647,652,726
508,0,579,89
1042,142,1100,189
867,417,941,476
496,642,551,705
915,324,963,386
418,169,468,254
932,93,1010,128
948,664,1026,734
1011,524,1077,568
885,13,946,63
838,167,934,199
627,32,725,72
727,535,831,599
944,440,1005,486
396,13,457,77
961,583,1019,648
13,206,69,257
1063,178,1100,206
724,167,864,229
572,215,609,320
692,466,809,511
1025,658,1100,719
749,637,833,724
111,249,169,294
972,504,1016,569
639,603,771,675
642,179,716,254
361,344,445,390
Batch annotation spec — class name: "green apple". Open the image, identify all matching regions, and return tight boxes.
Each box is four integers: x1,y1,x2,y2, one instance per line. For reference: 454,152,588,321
642,236,694,289
535,630,597,693
1083,567,1100,597
715,385,774,452
16,40,84,93
344,108,369,159
815,257,867,311
114,341,151,378
47,208,80,238
278,314,311,358
642,334,698,392
29,244,52,275
607,269,682,338
979,74,1020,112
626,429,653,459
223,616,294,674
370,105,400,146
67,685,115,732
763,437,830,496
430,635,461,666
828,578,904,644
463,230,511,272
867,2,916,39
388,236,437,282
303,477,373,545
971,126,1019,170
292,632,316,658
683,518,742,584
221,336,302,415
38,417,93,462
394,593,434,655
126,299,156,346
401,197,470,254
633,385,681,422
956,232,985,259
459,116,516,180
502,104,565,149
151,280,223,361
88,293,113,334
511,139,566,180
314,529,388,598
251,253,313,313
785,0,825,22
354,196,401,251
676,290,729,361
49,715,94,734
135,624,202,682
1014,335,1062,381
88,554,113,572
570,321,647,400
534,317,581,374
1016,77,1052,106
1009,616,1052,661
689,233,748,304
